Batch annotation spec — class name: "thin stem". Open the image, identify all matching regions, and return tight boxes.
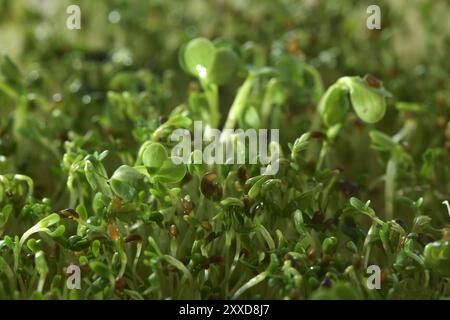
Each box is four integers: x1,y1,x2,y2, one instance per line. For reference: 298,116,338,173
392,120,416,143
223,230,233,298
200,80,219,128
37,273,47,293
385,158,397,221
231,271,267,300
224,241,230,298
222,75,256,131
229,236,241,276
316,141,328,171
13,174,34,200
116,241,127,279
261,78,280,127
442,200,450,218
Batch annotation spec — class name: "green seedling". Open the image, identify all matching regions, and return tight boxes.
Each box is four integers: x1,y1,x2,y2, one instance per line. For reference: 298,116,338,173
319,75,390,126
180,38,239,128
14,213,65,272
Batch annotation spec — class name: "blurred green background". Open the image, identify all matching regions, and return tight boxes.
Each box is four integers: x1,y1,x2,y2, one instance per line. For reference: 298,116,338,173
1,0,450,101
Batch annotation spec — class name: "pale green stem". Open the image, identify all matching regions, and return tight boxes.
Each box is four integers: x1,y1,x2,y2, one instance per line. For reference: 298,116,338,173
229,236,241,276
222,75,256,131
14,174,34,200
37,272,47,293
223,230,233,298
443,200,450,218
232,271,267,300
316,141,328,171
385,158,396,221
392,120,416,143
116,241,127,279
200,80,219,128
258,225,275,250
261,78,279,127
133,241,143,269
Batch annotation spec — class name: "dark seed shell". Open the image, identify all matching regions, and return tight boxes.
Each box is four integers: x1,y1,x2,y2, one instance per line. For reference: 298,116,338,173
125,234,142,243
59,208,79,219
364,74,383,88
201,171,223,201
115,277,129,290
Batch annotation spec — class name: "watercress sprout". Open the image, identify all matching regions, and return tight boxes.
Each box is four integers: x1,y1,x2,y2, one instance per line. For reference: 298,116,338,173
319,75,390,126
14,213,65,272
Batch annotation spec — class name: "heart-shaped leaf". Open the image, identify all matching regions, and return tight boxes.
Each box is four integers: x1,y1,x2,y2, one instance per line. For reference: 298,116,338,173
318,82,350,126
424,240,450,277
208,47,239,85
153,157,186,183
183,38,216,79
110,165,142,201
143,142,168,171
343,77,387,123
319,76,389,126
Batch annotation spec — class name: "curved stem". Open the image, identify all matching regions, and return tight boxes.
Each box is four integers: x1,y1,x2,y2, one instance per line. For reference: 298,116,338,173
231,271,267,300
442,200,450,218
222,75,256,131
261,78,282,127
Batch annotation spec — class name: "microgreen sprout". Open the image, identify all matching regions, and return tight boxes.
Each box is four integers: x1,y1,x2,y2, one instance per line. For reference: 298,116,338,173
14,213,65,272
